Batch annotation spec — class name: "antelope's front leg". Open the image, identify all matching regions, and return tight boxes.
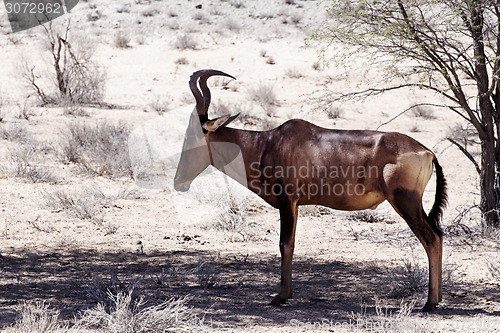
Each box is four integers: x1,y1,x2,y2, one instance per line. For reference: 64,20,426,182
271,198,298,306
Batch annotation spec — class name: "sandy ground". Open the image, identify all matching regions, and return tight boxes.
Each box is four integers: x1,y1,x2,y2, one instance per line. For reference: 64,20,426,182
0,0,500,332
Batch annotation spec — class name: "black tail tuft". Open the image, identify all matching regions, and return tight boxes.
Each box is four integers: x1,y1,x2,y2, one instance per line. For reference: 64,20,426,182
426,157,448,237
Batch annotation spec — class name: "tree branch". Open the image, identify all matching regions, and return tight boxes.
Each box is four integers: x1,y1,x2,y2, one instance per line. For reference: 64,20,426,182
448,138,481,175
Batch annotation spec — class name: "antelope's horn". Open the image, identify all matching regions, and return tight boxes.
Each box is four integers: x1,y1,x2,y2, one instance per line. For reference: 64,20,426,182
189,69,236,119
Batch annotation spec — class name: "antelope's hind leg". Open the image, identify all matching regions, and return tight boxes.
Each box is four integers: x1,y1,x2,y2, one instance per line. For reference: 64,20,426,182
270,198,299,306
389,189,443,311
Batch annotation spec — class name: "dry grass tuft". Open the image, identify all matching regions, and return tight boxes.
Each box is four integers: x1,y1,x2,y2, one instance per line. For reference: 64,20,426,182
114,30,131,48
349,210,385,223
173,34,198,50
195,257,221,290
389,259,428,298
248,83,279,117
5,301,66,333
76,291,206,333
60,122,132,178
350,298,428,333
43,186,108,223
9,140,58,183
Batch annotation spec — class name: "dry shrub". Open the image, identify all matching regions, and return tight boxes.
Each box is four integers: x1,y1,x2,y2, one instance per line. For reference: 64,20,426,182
195,257,221,290
5,301,66,333
149,95,171,114
9,140,57,183
114,30,131,48
23,22,105,105
213,193,262,242
76,291,206,333
350,298,429,333
248,83,279,117
349,210,385,223
410,105,435,119
60,122,132,178
0,122,31,142
173,34,198,50
389,259,428,298
43,186,108,223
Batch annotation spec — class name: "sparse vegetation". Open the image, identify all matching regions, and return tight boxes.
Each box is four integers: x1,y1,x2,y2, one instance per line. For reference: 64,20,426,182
350,298,428,333
173,34,198,50
325,104,343,119
114,30,131,48
349,210,385,223
9,141,57,183
149,95,171,114
195,257,221,289
60,122,132,177
0,122,31,142
43,186,109,225
248,83,279,117
23,21,105,105
410,105,435,119
6,301,66,333
389,259,428,297
77,291,206,333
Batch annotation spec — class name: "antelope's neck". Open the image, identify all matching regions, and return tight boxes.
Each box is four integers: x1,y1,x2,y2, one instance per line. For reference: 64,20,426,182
207,127,266,184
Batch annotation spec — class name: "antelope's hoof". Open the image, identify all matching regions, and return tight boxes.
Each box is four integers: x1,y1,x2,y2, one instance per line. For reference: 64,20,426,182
270,295,288,306
422,302,437,312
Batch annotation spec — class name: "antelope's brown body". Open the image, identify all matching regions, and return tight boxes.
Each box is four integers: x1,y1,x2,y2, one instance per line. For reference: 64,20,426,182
174,70,447,311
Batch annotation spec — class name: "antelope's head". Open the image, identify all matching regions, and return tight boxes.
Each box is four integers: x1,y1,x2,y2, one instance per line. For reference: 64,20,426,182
174,69,238,192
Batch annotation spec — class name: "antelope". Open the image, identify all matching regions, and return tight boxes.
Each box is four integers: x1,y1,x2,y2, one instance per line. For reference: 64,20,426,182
174,69,448,311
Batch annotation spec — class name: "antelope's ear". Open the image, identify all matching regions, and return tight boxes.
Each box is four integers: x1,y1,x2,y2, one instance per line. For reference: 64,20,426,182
202,113,239,132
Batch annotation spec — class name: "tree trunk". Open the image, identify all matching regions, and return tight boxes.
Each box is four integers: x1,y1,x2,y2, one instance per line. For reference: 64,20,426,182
481,137,500,227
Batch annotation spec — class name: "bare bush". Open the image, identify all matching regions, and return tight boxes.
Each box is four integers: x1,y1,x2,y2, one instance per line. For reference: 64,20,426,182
195,257,221,290
173,34,198,50
149,95,171,114
230,0,245,8
265,56,276,65
114,30,131,48
323,104,343,119
9,142,57,183
213,193,263,242
389,259,428,297
350,298,428,333
76,291,205,333
84,272,138,311
488,259,500,282
60,122,132,178
299,205,334,217
6,301,66,333
349,210,385,223
285,68,304,79
214,194,247,234
175,57,189,65
0,122,31,142
0,94,4,122
248,84,279,117
16,98,36,120
23,21,105,105
43,186,108,223
410,105,436,119
62,102,89,117
224,18,242,32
